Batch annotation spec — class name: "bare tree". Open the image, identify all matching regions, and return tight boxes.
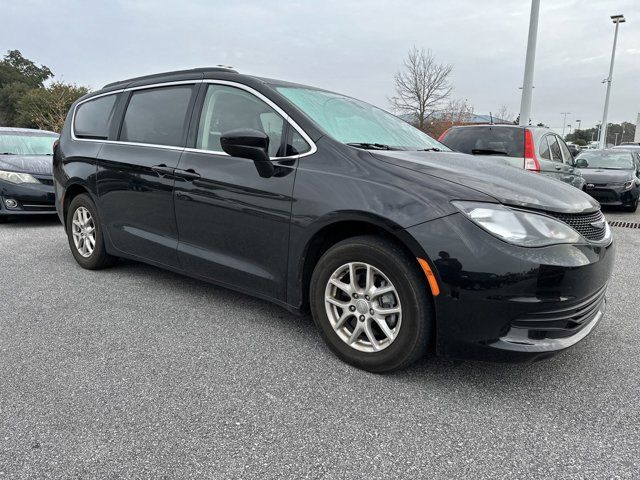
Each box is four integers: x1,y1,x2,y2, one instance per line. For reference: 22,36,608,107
390,47,453,130
443,98,474,124
495,105,515,124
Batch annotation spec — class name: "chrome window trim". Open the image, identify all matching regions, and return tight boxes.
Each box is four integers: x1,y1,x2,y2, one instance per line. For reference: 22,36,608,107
70,79,317,159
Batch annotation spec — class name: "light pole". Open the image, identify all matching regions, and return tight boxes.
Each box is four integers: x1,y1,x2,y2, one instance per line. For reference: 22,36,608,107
561,112,571,137
599,14,625,148
614,132,619,145
519,0,540,126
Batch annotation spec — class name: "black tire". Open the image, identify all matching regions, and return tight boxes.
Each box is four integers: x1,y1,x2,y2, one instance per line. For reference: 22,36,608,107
310,235,433,373
65,193,117,269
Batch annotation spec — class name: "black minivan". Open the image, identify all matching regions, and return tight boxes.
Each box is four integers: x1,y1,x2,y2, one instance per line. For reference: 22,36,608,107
54,67,614,372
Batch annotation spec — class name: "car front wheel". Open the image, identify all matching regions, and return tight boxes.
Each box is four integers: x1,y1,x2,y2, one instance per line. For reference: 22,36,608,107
310,235,433,373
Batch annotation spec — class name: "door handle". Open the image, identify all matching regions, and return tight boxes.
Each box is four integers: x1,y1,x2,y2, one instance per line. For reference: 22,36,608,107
174,168,201,181
555,165,562,170
151,164,174,176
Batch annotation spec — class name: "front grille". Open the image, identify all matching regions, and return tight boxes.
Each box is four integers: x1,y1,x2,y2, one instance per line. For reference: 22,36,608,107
548,210,606,241
512,286,606,334
33,176,53,186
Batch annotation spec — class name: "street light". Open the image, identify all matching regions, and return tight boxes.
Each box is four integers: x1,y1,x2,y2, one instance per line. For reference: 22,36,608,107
561,112,571,136
599,14,625,148
519,0,540,126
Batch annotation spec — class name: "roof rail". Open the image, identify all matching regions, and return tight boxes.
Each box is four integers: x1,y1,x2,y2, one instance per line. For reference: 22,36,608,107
103,66,239,89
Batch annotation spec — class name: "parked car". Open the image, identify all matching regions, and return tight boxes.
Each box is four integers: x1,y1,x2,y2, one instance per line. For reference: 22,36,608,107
54,67,614,372
439,125,585,189
0,127,58,222
613,144,640,154
576,149,640,212
566,143,581,158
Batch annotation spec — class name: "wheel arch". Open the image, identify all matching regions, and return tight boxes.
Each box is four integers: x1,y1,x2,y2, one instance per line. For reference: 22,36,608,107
62,182,93,224
291,212,431,314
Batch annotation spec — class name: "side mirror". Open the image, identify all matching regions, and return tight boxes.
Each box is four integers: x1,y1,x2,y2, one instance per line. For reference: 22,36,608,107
220,128,274,178
575,158,588,168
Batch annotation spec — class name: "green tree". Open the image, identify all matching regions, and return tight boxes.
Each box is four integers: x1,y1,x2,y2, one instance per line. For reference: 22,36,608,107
0,50,53,126
16,81,88,132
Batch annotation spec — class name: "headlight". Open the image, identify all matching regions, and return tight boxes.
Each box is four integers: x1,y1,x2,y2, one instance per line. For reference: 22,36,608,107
452,201,582,247
0,170,39,184
622,180,634,190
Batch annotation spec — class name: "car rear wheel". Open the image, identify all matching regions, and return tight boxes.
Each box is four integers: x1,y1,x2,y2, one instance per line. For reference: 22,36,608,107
66,194,117,269
310,235,433,373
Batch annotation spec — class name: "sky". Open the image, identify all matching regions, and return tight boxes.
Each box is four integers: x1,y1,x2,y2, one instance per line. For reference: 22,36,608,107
3,0,639,133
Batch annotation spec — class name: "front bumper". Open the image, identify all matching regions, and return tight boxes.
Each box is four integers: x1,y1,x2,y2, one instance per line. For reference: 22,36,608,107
584,184,639,207
0,178,56,216
407,213,615,362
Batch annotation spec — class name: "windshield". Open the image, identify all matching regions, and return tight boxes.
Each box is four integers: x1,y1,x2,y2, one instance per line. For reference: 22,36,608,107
276,86,448,151
575,151,634,170
0,132,58,155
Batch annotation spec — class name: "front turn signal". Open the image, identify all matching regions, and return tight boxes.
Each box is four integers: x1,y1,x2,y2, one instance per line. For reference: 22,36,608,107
417,258,440,297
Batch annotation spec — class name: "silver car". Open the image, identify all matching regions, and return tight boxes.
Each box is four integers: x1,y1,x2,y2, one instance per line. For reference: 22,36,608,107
439,125,586,190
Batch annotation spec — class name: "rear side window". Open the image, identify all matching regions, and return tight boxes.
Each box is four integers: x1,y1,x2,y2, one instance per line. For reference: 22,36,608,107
440,127,524,158
548,136,563,162
120,86,194,147
74,95,117,139
539,136,551,160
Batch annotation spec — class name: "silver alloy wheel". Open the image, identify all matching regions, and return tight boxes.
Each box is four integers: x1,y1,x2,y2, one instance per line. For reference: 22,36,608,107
71,206,96,258
324,262,402,353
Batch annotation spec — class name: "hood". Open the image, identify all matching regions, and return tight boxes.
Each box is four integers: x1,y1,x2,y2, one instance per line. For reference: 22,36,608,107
373,150,599,214
0,154,53,176
578,168,633,184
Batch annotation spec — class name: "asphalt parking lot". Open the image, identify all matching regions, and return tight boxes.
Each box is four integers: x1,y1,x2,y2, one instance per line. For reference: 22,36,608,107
1,209,639,479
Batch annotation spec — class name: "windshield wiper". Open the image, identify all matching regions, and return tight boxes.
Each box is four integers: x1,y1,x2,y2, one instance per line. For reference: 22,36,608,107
417,147,441,152
346,142,393,150
471,148,509,156
1,152,17,155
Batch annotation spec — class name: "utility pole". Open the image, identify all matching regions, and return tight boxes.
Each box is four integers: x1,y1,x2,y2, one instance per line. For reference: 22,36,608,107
519,0,540,126
561,112,571,137
599,14,625,148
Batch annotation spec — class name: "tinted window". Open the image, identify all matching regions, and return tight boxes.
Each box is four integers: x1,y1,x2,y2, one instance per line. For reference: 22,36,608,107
440,126,524,158
197,84,286,157
539,136,551,160
74,95,117,139
548,136,562,162
120,86,193,147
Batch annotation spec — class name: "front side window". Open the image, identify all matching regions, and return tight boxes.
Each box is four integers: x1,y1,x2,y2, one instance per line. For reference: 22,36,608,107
0,132,58,155
74,94,117,139
120,86,194,147
276,86,447,151
197,85,286,157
